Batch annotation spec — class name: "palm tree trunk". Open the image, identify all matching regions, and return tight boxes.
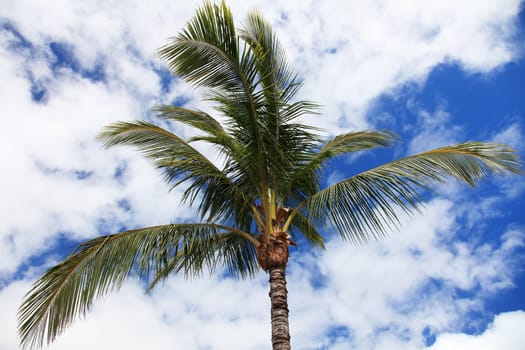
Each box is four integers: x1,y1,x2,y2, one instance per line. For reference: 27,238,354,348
269,266,291,350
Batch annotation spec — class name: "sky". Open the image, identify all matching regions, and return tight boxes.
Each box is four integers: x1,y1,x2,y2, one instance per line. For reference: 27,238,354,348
0,0,524,349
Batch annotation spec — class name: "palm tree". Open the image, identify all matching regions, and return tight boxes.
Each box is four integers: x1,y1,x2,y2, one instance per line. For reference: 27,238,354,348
18,2,521,349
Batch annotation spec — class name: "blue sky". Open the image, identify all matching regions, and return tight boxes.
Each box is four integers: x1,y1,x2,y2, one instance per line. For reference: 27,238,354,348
0,1,524,349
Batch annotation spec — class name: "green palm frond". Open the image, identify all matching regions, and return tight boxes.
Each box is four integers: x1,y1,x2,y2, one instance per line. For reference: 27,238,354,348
240,10,299,106
153,102,263,200
98,120,206,165
158,1,244,92
296,142,521,244
157,0,262,164
284,131,396,203
289,211,325,249
321,130,397,156
379,142,522,185
278,100,320,124
158,1,272,201
154,104,224,136
239,11,322,200
18,223,258,349
147,228,259,291
302,130,397,174
98,121,252,221
153,105,259,194
98,120,220,193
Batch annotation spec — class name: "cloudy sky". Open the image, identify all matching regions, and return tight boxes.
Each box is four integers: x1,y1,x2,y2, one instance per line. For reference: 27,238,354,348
1,0,524,349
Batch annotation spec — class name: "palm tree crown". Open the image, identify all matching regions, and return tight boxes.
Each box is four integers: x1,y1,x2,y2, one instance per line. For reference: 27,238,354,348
18,1,521,349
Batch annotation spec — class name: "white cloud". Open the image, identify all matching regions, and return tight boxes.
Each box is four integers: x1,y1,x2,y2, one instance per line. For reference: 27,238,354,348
491,122,523,150
0,33,196,276
0,279,33,349
2,0,520,135
405,100,463,154
267,0,521,133
326,171,345,186
487,123,525,199
427,311,525,350
285,199,524,350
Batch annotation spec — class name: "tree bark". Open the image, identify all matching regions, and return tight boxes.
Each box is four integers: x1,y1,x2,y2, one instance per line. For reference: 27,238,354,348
269,267,291,350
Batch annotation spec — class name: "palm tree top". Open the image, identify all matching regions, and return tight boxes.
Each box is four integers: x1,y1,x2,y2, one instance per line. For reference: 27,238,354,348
18,1,521,349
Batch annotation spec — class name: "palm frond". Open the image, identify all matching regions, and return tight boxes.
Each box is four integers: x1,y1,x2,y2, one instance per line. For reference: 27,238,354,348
157,1,264,180
147,227,259,291
321,130,397,156
239,10,322,200
98,121,255,226
297,142,521,244
18,223,257,349
154,104,224,136
240,10,301,105
297,130,397,178
278,100,320,124
158,1,244,93
158,1,272,202
98,120,204,164
152,105,260,195
98,120,222,195
286,130,397,203
289,211,325,249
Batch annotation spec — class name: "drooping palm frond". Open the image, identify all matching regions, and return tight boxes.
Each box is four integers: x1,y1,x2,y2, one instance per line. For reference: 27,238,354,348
147,228,259,291
98,121,255,227
292,142,522,244
18,223,258,349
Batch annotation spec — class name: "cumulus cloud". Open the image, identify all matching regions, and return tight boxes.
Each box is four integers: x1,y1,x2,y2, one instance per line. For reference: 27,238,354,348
286,199,524,349
491,122,523,149
405,100,463,154
1,0,520,134
427,311,525,350
0,26,197,277
270,0,522,133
